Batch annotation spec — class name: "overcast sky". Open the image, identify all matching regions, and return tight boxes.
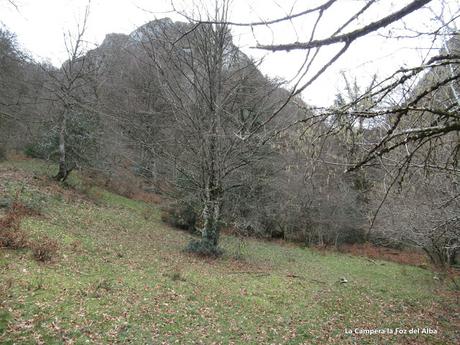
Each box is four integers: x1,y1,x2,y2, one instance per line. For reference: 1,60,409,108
1,0,457,106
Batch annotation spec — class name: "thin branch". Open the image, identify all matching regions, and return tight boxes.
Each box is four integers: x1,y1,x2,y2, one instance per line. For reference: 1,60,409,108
255,0,432,51
174,0,337,27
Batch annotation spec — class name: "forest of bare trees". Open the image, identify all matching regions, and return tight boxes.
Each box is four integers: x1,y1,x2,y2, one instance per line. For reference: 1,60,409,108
1,0,459,266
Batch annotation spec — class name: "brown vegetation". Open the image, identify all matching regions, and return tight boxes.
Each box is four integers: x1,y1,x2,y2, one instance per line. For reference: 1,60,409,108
0,200,57,262
338,243,429,267
31,236,59,262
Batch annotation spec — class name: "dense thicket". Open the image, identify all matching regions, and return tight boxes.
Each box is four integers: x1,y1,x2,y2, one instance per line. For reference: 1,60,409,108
0,28,47,155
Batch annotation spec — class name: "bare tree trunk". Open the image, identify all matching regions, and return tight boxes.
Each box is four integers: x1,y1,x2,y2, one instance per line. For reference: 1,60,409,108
55,110,67,181
201,113,222,247
54,108,74,182
202,183,221,247
200,23,225,248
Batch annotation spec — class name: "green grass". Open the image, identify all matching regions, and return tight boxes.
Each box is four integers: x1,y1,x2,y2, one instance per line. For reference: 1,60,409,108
0,159,458,344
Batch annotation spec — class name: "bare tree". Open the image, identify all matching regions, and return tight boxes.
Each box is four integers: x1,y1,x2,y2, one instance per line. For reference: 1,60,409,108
42,2,102,181
132,2,295,253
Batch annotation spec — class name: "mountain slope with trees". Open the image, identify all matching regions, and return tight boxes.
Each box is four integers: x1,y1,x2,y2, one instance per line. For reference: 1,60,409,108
0,1,459,265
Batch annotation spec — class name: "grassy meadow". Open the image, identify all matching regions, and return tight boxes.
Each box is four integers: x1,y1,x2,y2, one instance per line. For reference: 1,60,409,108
0,159,458,344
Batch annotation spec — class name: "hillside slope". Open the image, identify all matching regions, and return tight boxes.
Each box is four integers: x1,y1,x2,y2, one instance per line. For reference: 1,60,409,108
0,159,458,344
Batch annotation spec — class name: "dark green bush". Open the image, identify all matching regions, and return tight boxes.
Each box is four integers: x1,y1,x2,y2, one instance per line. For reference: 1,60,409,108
339,227,366,245
185,239,223,258
0,146,6,161
23,143,46,159
161,202,198,233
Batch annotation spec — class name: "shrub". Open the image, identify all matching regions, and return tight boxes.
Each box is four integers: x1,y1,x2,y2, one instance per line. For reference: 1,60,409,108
0,146,6,161
31,236,58,262
338,226,366,245
0,203,30,249
0,200,57,262
161,202,198,233
23,143,46,159
0,227,29,249
185,239,223,258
